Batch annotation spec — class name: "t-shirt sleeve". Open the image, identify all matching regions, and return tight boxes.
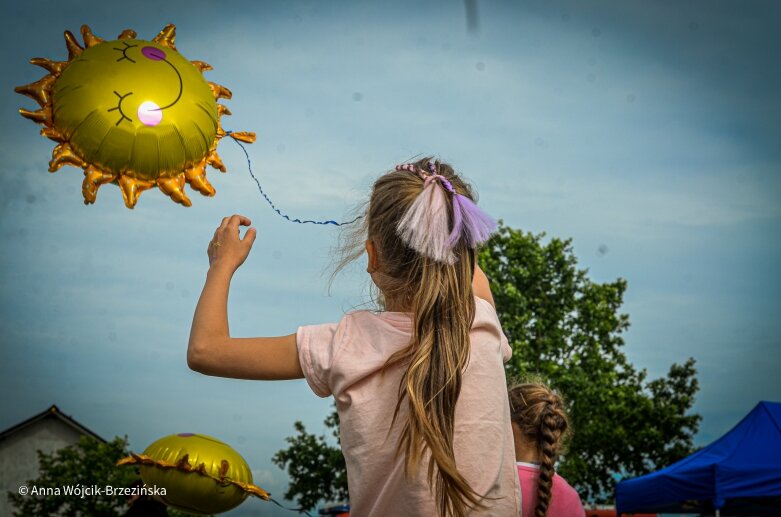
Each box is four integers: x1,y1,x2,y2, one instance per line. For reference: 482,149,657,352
500,330,511,363
555,475,586,516
476,296,513,362
296,322,340,398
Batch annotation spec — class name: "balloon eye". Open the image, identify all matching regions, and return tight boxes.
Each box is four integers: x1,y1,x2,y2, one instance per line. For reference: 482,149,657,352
142,46,166,61
138,101,163,126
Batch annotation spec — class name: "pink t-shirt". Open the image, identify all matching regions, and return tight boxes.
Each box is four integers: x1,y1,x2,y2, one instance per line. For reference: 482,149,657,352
517,463,585,517
297,297,521,516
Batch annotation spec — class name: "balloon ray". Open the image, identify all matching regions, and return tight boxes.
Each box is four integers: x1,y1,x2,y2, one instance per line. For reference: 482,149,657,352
184,161,216,196
118,175,154,208
49,142,86,171
63,30,83,60
117,29,137,40
228,131,257,144
217,104,232,117
20,106,52,126
82,165,116,204
207,149,226,172
40,127,65,143
208,81,233,100
153,24,177,50
216,118,227,139
14,75,56,108
30,57,68,77
157,174,192,206
118,452,272,500
79,25,104,48
191,60,213,73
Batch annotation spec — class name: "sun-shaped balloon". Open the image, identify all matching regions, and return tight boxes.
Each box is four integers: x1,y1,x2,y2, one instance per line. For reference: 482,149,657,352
117,433,269,514
15,24,256,208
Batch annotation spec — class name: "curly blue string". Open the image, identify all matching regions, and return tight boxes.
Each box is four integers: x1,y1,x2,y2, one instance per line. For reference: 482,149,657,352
225,131,362,226
269,496,314,516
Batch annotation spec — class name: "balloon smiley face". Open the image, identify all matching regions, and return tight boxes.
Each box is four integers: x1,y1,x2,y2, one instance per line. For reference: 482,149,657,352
54,36,218,180
15,25,256,208
112,45,170,127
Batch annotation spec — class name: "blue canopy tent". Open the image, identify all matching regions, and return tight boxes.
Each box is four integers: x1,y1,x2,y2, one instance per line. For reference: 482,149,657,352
616,401,781,516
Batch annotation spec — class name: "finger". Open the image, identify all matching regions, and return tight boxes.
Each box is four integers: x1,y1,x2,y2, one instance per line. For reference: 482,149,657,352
226,214,252,229
219,216,230,230
243,227,257,247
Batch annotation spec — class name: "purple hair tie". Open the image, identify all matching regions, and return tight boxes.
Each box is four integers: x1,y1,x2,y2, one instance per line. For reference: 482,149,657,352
394,162,497,263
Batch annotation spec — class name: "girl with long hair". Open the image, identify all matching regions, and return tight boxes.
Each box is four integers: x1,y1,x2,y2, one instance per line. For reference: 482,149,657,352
508,381,585,517
188,158,521,516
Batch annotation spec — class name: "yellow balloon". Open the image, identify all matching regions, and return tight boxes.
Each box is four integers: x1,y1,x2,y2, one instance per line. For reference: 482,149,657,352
15,24,256,208
117,433,269,515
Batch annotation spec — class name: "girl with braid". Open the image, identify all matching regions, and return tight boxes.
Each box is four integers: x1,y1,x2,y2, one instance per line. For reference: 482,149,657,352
508,382,585,517
188,158,521,516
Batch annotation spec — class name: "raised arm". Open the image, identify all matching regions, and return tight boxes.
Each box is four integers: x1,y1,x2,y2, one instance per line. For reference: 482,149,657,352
473,263,496,308
187,215,304,380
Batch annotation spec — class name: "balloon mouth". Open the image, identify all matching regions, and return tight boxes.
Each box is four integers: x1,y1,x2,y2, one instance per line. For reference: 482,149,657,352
138,101,163,126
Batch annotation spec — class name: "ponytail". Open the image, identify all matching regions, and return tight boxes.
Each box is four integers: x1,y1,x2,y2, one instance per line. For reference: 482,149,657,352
390,247,483,516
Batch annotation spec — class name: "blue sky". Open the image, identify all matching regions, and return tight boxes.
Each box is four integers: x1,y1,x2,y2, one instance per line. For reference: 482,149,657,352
1,0,779,514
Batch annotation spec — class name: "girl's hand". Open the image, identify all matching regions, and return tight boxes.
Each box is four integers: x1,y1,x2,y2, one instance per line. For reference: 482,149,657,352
207,214,257,272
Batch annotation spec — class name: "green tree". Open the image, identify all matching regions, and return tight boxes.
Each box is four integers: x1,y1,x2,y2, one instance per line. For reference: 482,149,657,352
8,435,205,517
8,435,139,516
481,224,700,502
272,412,348,512
274,223,701,505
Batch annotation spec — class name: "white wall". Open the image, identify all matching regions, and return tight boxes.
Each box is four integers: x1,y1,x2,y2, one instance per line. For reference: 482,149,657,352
0,417,84,516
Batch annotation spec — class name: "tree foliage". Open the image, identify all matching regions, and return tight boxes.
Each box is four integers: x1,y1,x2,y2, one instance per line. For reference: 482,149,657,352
274,223,701,506
8,434,204,517
8,435,139,516
272,412,348,511
481,224,700,501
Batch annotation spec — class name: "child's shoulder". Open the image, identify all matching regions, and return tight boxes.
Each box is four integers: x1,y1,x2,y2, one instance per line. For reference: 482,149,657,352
553,472,578,491
340,308,412,334
336,296,501,335
553,473,585,509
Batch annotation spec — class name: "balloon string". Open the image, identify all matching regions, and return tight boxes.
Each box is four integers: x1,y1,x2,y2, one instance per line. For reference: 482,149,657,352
269,497,314,516
225,131,362,226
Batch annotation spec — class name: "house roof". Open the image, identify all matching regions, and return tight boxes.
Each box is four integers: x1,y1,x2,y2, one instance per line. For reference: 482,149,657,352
0,405,105,443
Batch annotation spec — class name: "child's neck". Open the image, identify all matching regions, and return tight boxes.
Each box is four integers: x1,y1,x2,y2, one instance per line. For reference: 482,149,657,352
383,296,410,313
513,426,542,463
516,449,541,463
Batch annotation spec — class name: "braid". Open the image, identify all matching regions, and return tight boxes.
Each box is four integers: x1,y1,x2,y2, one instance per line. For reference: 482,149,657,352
508,382,571,517
535,408,559,517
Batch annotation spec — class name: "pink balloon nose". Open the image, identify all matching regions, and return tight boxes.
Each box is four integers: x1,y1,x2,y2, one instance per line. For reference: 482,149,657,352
142,46,166,61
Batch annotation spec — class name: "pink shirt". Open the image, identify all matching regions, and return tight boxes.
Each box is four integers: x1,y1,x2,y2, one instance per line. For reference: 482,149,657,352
517,463,585,517
297,297,521,516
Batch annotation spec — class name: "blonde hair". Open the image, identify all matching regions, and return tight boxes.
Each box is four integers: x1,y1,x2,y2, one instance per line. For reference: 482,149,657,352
335,157,485,516
508,381,571,517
